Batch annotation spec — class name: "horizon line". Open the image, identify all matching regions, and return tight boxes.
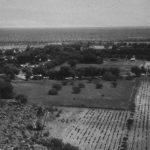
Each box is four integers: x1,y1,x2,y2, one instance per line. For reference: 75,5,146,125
0,26,150,29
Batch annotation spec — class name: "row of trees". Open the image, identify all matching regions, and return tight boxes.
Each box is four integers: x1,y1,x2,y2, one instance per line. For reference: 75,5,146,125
48,66,120,81
48,81,118,96
31,64,149,81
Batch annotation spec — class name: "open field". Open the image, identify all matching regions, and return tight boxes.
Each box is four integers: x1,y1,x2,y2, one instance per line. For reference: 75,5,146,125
13,79,135,110
44,78,150,150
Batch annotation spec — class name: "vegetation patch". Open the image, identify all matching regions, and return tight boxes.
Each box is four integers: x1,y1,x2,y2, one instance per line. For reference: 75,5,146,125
78,83,85,88
15,94,28,105
13,79,136,110
111,81,118,88
95,82,103,89
61,80,68,86
48,88,58,95
72,86,81,94
52,83,62,91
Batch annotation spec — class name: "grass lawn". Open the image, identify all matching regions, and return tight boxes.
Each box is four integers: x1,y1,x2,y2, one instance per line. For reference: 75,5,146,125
13,78,136,110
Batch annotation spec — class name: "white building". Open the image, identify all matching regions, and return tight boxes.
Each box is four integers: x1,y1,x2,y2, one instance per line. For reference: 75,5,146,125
89,45,105,50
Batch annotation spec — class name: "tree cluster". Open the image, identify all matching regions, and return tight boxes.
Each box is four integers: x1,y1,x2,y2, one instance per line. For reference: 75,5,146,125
102,43,150,60
0,76,13,99
131,66,147,76
16,45,102,68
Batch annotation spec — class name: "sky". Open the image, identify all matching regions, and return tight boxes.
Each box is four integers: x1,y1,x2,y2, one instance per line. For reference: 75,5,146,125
0,0,150,28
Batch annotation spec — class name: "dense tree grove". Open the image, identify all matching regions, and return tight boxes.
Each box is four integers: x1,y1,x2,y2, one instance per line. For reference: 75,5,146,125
102,43,150,60
2,43,150,66
0,60,19,79
3,64,19,79
15,44,102,67
1,42,150,83
32,65,46,76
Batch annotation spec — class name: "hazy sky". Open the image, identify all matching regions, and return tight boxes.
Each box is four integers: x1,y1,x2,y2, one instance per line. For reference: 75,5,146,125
0,0,150,28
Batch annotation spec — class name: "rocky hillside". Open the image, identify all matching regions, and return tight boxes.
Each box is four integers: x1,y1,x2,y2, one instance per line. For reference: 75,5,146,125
0,100,79,150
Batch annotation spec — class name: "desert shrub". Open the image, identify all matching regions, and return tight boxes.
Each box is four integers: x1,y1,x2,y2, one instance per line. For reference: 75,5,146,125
61,80,68,86
63,143,79,150
36,106,44,117
13,147,19,150
95,83,103,89
123,137,128,141
48,89,58,95
43,131,49,137
52,83,62,91
72,86,81,94
36,139,50,147
51,138,63,149
38,138,79,150
78,83,85,88
126,118,134,130
103,71,117,81
15,94,27,105
111,81,118,88
26,124,34,130
46,106,54,113
56,112,60,117
36,121,43,131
